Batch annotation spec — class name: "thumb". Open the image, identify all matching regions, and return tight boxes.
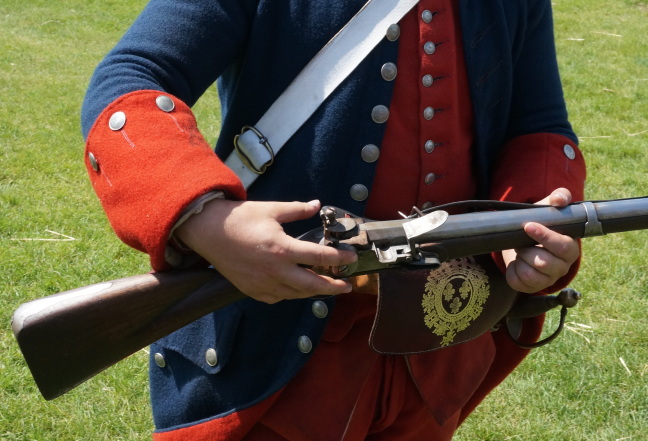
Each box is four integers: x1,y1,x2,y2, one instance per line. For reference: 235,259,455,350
536,188,572,207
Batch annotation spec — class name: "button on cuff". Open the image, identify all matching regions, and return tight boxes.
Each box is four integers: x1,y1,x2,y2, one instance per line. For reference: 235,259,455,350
156,95,175,113
563,144,576,160
108,111,126,131
88,152,99,171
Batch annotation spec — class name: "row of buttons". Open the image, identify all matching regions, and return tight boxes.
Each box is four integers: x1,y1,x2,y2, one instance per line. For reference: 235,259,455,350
298,300,329,354
154,347,218,369
420,8,441,193
350,11,443,202
154,300,329,368
348,23,403,202
349,146,578,212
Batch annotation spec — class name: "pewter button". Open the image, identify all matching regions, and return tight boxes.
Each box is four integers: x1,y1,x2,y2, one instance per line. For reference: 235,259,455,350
424,140,436,153
425,173,436,185
422,10,434,23
563,144,576,160
381,62,398,81
361,144,380,163
88,152,99,171
423,107,435,120
386,24,400,41
156,95,175,112
154,353,166,368
422,74,434,87
350,184,369,201
108,111,126,131
205,348,218,367
312,300,329,319
298,336,313,354
371,105,390,124
424,41,436,55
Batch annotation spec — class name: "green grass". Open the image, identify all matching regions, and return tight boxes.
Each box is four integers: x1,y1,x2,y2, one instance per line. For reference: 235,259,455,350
1,1,154,439
1,0,646,440
455,1,648,440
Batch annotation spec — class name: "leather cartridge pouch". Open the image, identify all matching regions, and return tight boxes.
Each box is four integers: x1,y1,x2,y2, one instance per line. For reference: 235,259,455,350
369,255,518,354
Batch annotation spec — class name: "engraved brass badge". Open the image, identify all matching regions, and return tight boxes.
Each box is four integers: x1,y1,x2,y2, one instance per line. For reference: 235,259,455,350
422,257,491,347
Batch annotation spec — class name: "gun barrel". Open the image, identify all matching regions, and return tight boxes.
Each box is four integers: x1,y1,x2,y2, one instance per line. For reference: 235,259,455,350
592,197,648,234
361,197,648,262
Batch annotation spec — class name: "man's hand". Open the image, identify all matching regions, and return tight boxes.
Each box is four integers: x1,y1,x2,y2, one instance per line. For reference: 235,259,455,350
502,188,581,293
175,199,356,303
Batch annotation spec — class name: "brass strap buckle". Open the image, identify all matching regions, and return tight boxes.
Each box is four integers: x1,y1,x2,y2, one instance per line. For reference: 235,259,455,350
233,125,275,175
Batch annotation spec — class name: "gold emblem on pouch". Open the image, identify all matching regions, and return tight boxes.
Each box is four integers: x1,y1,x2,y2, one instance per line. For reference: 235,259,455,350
422,257,491,346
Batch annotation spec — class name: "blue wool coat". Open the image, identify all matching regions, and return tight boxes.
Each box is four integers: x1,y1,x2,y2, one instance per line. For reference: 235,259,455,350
82,0,576,432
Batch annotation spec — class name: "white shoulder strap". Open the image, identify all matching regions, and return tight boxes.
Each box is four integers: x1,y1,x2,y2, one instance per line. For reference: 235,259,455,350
225,0,419,189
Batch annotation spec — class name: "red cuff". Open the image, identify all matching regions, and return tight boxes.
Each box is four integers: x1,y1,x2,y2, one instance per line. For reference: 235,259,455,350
489,132,587,293
490,132,586,203
85,90,246,270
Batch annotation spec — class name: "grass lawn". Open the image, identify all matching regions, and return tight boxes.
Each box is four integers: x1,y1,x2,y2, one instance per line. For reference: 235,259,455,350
1,0,646,439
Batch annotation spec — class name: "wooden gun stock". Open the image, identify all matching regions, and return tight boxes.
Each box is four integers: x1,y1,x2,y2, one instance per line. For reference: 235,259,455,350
11,268,244,400
12,196,648,400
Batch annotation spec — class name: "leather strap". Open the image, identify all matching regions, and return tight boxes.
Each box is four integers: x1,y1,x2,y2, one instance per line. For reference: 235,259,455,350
225,0,419,189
